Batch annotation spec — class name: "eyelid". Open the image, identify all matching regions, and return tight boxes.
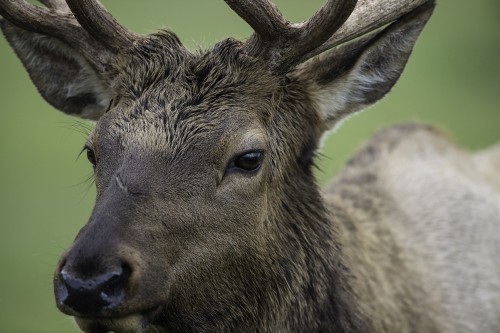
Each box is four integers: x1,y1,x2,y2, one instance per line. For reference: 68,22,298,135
225,149,265,177
77,146,88,159
83,144,94,154
105,99,114,113
84,135,96,151
228,149,265,166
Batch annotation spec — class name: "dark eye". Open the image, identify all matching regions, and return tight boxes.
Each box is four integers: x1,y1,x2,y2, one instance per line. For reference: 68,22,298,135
231,151,264,173
85,147,97,168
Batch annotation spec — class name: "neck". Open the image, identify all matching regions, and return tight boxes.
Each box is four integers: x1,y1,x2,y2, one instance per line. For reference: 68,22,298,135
265,175,370,332
160,175,370,333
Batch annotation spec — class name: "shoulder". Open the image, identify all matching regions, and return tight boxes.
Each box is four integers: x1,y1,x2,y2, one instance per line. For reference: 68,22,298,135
324,123,454,201
325,122,500,231
342,122,452,172
322,122,500,227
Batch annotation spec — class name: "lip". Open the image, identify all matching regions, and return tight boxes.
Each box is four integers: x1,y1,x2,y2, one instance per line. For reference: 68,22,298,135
74,306,163,333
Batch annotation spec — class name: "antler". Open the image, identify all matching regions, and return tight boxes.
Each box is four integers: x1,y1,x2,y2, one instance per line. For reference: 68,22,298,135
64,0,139,51
0,0,140,71
225,0,357,74
226,0,434,74
305,0,435,60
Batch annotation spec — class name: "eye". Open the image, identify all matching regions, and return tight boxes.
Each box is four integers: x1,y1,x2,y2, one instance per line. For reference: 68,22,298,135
85,146,97,168
229,151,264,173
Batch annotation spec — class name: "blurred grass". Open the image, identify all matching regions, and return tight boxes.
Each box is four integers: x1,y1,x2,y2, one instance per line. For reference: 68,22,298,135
0,1,499,332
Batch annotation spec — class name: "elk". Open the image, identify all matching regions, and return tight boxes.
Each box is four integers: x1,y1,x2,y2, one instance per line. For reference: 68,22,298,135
1,0,499,332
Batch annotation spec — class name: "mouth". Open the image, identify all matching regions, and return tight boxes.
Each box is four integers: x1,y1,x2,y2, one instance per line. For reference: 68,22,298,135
74,306,163,333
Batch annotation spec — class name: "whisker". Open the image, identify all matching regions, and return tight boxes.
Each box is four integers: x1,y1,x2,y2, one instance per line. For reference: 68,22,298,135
59,119,95,139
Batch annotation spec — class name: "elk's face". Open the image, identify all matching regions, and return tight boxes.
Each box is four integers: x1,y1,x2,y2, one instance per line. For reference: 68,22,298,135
0,0,434,330
52,37,319,332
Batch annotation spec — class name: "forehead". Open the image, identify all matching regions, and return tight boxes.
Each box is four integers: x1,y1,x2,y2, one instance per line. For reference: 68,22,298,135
112,32,278,100
92,33,278,153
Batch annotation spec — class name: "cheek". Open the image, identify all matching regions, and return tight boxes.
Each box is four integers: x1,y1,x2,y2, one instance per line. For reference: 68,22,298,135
211,178,269,239
168,185,270,276
216,173,267,204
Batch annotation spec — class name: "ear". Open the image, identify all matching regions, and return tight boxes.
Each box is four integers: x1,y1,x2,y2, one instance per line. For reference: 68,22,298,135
296,3,435,130
0,20,112,120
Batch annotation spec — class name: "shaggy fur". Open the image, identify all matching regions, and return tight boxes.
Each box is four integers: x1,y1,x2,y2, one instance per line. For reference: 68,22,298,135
2,1,500,333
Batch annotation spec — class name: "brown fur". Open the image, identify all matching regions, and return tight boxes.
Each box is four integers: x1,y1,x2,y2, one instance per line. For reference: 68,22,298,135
327,124,500,333
2,2,499,333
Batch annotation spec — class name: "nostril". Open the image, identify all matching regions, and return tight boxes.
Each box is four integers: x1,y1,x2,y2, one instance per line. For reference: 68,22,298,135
100,263,132,303
57,263,132,315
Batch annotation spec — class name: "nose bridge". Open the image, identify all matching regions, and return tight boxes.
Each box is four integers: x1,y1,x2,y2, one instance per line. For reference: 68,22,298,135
113,156,192,202
64,150,196,270
64,181,138,272
112,152,161,196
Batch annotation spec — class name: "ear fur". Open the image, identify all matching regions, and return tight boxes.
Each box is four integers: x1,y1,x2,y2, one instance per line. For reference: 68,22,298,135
0,20,112,120
297,3,435,130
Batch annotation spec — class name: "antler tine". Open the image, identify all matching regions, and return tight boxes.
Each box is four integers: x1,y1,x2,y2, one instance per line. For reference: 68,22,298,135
0,0,117,72
64,0,139,51
277,0,358,73
225,0,357,74
39,0,69,11
1,0,138,51
0,0,71,36
224,0,289,42
304,0,434,61
297,0,357,53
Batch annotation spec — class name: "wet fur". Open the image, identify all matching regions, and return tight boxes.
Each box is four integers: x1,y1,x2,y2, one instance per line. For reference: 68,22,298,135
2,2,500,333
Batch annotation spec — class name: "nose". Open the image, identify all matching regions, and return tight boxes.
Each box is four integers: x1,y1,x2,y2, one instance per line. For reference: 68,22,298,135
56,263,132,315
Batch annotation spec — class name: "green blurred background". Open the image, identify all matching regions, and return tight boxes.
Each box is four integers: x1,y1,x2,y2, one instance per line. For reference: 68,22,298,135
0,1,498,332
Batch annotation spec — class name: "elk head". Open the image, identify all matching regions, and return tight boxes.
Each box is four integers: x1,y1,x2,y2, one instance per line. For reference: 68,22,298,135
0,0,435,332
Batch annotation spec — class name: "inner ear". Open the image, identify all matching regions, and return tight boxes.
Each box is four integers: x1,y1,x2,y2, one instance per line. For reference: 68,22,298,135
295,4,434,130
1,20,113,120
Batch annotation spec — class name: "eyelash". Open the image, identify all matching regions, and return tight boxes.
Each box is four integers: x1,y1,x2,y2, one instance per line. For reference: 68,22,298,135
226,150,264,174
